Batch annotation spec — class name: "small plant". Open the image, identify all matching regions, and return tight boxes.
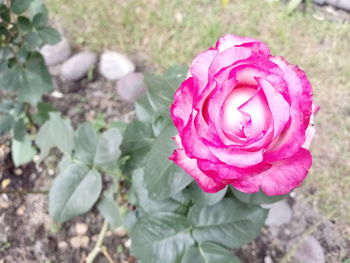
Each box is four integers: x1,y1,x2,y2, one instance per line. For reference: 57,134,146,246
0,0,60,166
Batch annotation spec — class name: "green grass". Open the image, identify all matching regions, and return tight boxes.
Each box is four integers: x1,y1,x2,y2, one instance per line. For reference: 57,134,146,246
45,0,350,225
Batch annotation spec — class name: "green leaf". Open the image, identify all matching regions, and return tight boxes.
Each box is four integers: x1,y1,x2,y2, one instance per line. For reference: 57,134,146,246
189,198,268,249
97,192,122,229
0,63,21,92
32,102,57,125
164,65,188,87
17,52,54,105
287,0,303,14
132,168,187,214
94,128,122,167
0,5,11,23
144,125,193,200
37,27,60,45
130,212,194,263
0,47,12,62
0,100,13,113
109,120,128,134
11,0,32,14
181,243,240,263
74,122,98,165
57,156,73,173
36,112,74,162
231,187,287,205
120,121,154,172
152,115,172,137
135,94,155,123
189,183,227,206
144,66,187,117
17,16,32,32
0,114,14,135
49,163,102,223
24,31,41,50
28,0,48,19
13,118,26,141
144,74,175,116
32,13,48,28
11,135,35,167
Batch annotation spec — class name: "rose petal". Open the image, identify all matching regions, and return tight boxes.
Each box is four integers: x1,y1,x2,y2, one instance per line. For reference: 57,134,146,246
215,34,270,55
231,148,312,196
169,135,226,193
170,77,196,133
270,56,313,128
197,159,271,181
256,77,290,139
190,49,218,90
264,101,305,161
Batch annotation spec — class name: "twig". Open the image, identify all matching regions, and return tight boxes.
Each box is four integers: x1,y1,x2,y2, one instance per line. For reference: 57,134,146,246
85,220,109,263
101,246,115,263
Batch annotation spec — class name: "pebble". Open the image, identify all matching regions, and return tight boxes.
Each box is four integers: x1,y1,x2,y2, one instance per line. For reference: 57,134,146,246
264,256,273,263
99,51,135,80
16,205,25,216
14,168,23,176
75,223,88,236
124,238,131,248
0,194,9,209
116,72,146,102
69,235,90,249
114,226,128,237
61,51,97,81
51,90,64,99
1,179,10,189
263,199,293,226
58,241,69,250
40,37,72,66
294,236,325,263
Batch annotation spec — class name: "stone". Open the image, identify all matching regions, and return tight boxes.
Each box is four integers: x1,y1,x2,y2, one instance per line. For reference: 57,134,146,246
264,256,273,263
294,236,325,263
114,226,128,237
58,241,69,250
116,72,146,103
16,206,25,216
60,51,97,81
263,199,292,226
75,223,88,236
99,51,135,80
40,37,72,66
124,239,131,248
69,236,90,249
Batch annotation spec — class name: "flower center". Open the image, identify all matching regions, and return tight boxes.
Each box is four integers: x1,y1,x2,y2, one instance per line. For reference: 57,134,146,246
222,85,268,138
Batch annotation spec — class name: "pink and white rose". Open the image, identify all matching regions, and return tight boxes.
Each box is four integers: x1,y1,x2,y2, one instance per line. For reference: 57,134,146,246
169,34,319,196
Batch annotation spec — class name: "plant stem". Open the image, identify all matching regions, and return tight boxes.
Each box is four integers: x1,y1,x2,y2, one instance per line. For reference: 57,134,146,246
85,220,109,263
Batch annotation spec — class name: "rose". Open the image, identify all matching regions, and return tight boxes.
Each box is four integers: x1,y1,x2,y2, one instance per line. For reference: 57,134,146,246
169,34,319,196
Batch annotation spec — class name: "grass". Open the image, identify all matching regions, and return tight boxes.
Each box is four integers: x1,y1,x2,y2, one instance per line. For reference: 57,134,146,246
45,0,350,225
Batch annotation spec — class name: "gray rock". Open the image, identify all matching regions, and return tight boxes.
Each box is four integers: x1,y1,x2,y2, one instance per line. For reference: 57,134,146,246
60,51,97,81
116,72,146,102
99,51,135,80
314,0,350,11
294,236,325,263
264,199,292,226
40,37,72,66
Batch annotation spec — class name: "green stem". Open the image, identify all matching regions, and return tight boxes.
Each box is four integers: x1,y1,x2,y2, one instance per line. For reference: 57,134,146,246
85,220,109,263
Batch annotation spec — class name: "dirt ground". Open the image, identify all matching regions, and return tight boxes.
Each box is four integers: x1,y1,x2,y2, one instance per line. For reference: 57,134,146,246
0,72,349,262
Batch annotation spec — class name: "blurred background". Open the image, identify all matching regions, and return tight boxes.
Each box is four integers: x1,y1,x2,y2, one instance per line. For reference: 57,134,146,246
1,0,349,262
